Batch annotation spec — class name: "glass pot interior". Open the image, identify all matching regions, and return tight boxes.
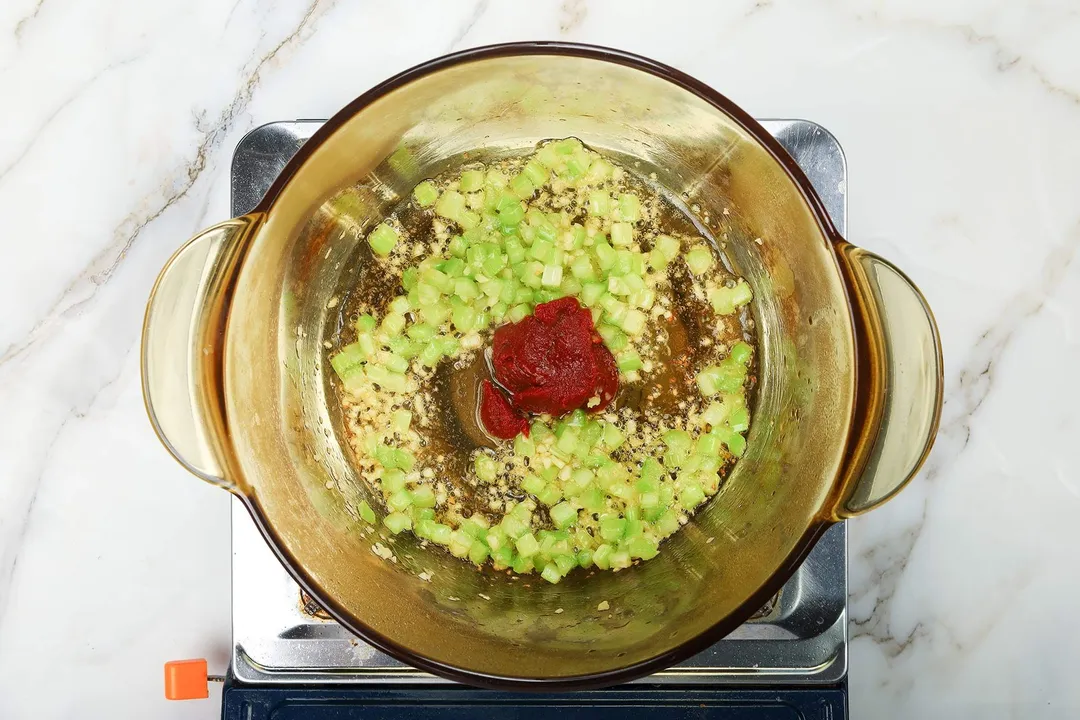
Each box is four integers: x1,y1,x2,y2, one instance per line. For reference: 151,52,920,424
222,51,855,682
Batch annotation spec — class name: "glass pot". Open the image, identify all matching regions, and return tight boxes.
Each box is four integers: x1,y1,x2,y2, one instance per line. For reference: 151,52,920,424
141,43,942,689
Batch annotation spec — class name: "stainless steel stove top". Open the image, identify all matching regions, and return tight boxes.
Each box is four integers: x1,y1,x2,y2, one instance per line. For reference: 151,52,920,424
228,119,848,686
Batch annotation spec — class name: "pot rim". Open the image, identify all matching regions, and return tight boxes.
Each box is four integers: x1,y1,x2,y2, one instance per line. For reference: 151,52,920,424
238,41,842,691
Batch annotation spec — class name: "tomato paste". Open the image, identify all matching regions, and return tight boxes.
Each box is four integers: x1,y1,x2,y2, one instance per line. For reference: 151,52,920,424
479,379,529,440
486,297,618,427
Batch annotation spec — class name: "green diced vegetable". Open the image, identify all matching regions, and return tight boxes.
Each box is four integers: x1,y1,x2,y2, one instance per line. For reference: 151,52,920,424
384,512,412,534
730,341,753,364
709,280,754,314
358,500,376,524
460,170,485,192
610,222,633,247
685,246,714,275
413,180,439,207
368,223,400,257
541,564,563,584
617,193,641,222
411,486,436,508
516,532,540,558
474,453,499,483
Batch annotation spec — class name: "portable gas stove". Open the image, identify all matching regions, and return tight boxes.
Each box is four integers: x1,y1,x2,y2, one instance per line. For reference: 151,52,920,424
219,119,849,719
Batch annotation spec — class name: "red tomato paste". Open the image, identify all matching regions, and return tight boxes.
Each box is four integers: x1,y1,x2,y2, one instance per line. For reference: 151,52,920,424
481,298,618,437
479,379,529,440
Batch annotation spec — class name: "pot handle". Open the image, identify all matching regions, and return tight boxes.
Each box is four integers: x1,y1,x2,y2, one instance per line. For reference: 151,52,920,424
830,243,943,519
141,217,257,492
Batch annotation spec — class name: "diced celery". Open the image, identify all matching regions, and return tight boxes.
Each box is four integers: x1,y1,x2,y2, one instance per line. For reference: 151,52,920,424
627,536,659,560
491,545,514,570
413,180,439,207
532,221,557,246
695,433,722,457
391,409,412,434
607,276,628,296
541,564,563,584
430,523,453,545
587,190,612,217
613,249,634,276
541,264,563,287
451,304,477,332
679,485,706,509
383,512,412,534
730,341,753,364
570,255,596,280
468,541,490,565
600,517,627,542
407,323,436,342
514,434,536,456
662,429,692,466
617,193,641,222
516,532,540,558
381,469,406,493
577,548,594,568
593,240,616,271
330,344,366,378
505,238,526,264
435,190,467,222
617,351,643,373
453,276,479,301
550,502,578,530
448,235,468,258
593,543,614,570
711,427,747,457
508,304,531,323
537,485,563,507
622,309,647,336
388,488,413,512
460,170,485,192
597,323,627,351
419,302,450,327
410,485,436,508
394,448,415,471
654,234,680,260
651,509,680,537
709,280,754,314
579,485,605,512
498,200,526,228
521,261,544,289
685,246,714,275
366,365,407,393
568,468,593,493
553,138,581,155
729,406,750,433
696,367,722,397
358,500,376,524
511,554,535,575
555,427,579,456
381,312,406,335
523,161,548,186
522,474,546,496
639,491,660,509
474,453,499,483
581,282,606,306
610,222,633,247
449,530,474,558
368,223,399,257
356,314,378,333
529,237,554,263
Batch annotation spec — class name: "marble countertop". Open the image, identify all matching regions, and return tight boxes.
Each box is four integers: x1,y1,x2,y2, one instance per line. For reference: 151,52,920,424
2,0,1078,717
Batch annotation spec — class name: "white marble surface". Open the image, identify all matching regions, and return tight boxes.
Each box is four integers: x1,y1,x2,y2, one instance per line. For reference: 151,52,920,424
2,0,1078,717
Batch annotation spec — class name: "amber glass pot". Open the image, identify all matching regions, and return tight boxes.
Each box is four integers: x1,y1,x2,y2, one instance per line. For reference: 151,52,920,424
142,43,942,689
